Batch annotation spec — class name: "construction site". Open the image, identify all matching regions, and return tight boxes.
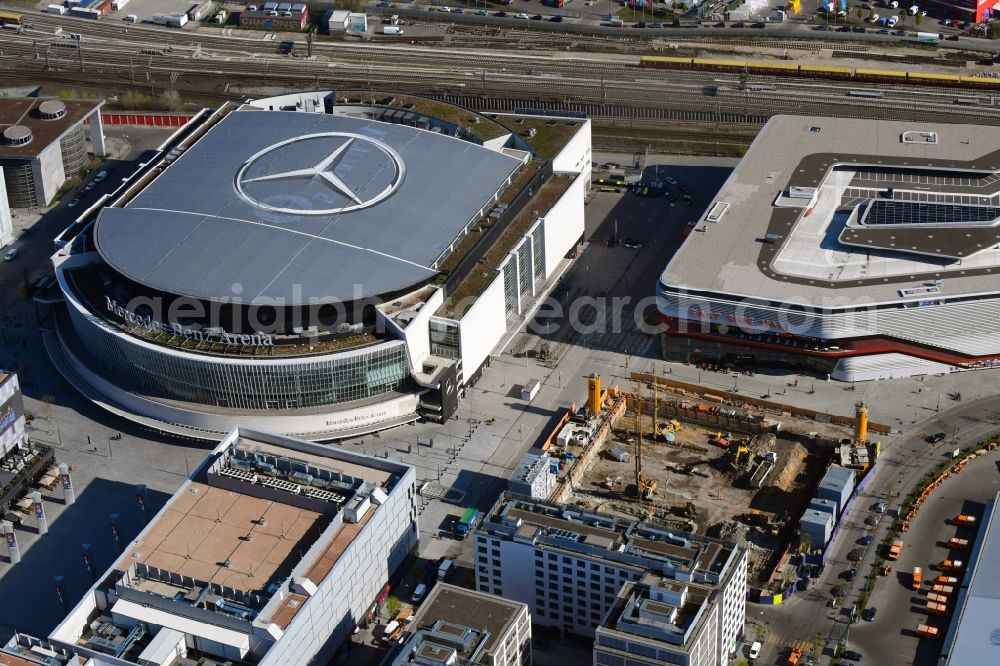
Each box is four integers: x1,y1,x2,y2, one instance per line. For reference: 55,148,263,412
542,373,880,585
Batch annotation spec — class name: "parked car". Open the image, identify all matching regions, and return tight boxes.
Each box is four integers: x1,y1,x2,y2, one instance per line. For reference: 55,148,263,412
860,534,874,546
927,432,946,443
68,198,80,208
3,247,18,261
648,22,664,28
749,641,762,659
843,568,857,581
873,501,888,513
812,564,825,579
412,583,427,603
862,607,877,621
494,11,507,16
843,649,863,661
93,169,108,182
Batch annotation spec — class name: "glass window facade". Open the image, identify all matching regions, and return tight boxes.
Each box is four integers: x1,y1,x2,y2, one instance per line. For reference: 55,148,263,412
429,319,460,359
517,240,533,298
59,125,88,178
502,259,518,321
532,224,545,284
63,304,411,411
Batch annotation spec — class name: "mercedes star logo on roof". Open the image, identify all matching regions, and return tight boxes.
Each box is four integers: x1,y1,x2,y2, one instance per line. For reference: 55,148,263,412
234,132,405,215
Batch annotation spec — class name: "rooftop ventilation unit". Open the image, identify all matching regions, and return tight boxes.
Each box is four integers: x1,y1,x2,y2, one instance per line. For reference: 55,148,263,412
37,100,67,120
2,126,32,146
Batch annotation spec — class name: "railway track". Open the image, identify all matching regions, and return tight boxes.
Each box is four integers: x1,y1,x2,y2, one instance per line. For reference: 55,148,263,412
3,14,998,138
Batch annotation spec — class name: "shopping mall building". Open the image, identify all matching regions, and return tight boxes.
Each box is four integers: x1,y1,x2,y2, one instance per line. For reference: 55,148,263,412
41,92,590,440
657,115,1000,382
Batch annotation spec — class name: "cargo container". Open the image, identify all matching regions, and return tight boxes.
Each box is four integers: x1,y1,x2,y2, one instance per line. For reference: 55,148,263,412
931,584,954,596
935,575,959,585
151,12,188,27
916,31,940,43
941,559,964,571
947,537,969,550
926,602,948,616
188,2,214,21
381,25,403,35
47,4,67,14
926,592,948,604
521,379,540,401
916,624,940,638
953,514,977,526
888,539,903,560
912,566,922,589
111,0,129,9
609,447,630,463
454,507,479,539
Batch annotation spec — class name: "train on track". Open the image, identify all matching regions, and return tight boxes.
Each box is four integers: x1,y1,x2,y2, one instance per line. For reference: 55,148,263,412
640,55,1000,91
0,10,23,26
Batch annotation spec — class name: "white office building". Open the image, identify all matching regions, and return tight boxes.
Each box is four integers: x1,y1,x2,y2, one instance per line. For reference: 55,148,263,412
473,496,747,664
47,427,418,666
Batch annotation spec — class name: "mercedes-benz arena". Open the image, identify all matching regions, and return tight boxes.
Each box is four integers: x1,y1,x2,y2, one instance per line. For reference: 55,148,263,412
657,115,1000,382
43,93,590,440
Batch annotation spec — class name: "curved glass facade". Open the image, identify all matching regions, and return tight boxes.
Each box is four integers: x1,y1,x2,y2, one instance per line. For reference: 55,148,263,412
64,303,411,411
59,125,88,178
0,160,37,208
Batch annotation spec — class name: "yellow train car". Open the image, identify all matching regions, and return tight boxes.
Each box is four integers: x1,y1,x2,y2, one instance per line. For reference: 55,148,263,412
959,75,1000,90
800,65,854,79
691,58,749,73
639,56,694,70
745,61,800,76
0,10,23,24
907,71,962,86
855,68,907,82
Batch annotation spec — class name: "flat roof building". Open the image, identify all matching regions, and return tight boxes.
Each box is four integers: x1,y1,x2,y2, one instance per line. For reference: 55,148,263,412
474,495,747,664
388,584,531,666
0,97,105,208
656,115,1000,382
939,492,1000,665
48,427,418,666
816,465,855,516
507,451,557,501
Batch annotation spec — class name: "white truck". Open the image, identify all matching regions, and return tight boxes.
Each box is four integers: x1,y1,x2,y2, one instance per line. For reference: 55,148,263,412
437,558,454,581
382,25,403,35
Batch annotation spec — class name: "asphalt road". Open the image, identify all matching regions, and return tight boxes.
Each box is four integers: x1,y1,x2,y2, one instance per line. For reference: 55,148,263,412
849,448,999,665
756,394,1000,665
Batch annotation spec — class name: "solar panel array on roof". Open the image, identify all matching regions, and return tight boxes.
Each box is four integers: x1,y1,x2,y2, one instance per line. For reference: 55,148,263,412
860,199,1000,227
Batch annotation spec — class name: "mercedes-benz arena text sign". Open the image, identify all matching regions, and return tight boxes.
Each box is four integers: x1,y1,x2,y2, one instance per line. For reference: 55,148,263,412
234,133,405,215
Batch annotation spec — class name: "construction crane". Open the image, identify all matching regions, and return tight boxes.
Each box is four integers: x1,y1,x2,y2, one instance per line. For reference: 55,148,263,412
634,381,656,501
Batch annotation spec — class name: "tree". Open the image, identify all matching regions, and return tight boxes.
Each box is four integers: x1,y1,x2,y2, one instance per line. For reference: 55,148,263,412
915,12,921,25
386,595,401,618
856,6,863,18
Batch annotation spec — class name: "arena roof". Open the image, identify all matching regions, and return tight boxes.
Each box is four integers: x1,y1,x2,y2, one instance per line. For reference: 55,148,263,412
660,116,1000,307
94,110,522,305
